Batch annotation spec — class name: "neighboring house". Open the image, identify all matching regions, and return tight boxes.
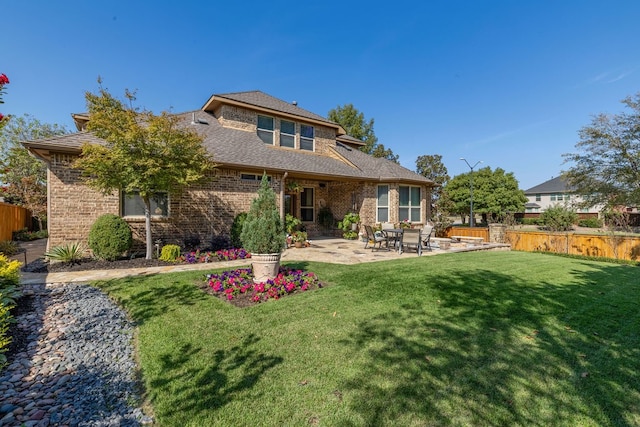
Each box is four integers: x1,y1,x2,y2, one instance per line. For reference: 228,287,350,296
523,176,600,216
22,90,435,250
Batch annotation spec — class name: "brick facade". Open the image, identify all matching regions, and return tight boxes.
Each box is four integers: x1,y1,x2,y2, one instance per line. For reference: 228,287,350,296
48,154,431,252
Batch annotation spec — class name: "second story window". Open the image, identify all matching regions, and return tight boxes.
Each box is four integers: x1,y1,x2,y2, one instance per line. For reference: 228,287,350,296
257,115,274,145
300,124,314,151
280,120,295,148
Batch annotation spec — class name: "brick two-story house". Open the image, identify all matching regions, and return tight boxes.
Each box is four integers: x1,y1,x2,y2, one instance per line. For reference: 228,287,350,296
23,90,435,250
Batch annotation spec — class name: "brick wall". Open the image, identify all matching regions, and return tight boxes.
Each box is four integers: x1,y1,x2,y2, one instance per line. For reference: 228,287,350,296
216,104,337,154
48,153,432,251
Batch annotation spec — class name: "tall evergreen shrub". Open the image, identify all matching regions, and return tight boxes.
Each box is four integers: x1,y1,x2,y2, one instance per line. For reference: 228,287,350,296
240,174,285,254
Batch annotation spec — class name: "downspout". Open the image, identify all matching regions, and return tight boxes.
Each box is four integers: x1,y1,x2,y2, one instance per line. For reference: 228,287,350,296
280,172,288,225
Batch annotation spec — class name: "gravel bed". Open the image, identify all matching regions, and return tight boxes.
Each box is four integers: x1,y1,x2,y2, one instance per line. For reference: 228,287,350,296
0,283,152,426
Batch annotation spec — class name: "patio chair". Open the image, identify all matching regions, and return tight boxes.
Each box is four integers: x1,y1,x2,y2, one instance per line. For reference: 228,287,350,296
363,224,390,251
421,225,433,251
381,222,399,250
399,228,423,256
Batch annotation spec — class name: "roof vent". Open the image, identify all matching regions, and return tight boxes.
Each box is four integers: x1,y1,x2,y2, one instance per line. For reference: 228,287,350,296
292,100,298,106
191,112,209,125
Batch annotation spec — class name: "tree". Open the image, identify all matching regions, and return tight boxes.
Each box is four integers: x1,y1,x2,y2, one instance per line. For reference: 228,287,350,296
74,84,215,259
443,167,527,224
416,154,449,201
328,104,399,163
563,93,640,209
0,115,68,229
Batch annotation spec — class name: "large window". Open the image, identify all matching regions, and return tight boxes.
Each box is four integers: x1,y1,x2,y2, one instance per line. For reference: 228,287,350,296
122,191,168,217
300,187,314,222
300,124,314,151
399,186,421,222
377,185,389,222
257,115,274,145
535,194,541,202
280,120,295,148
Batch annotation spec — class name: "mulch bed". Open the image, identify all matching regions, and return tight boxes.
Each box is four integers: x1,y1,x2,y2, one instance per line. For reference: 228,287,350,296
22,257,174,273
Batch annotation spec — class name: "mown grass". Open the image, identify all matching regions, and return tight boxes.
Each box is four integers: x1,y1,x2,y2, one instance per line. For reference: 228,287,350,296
95,251,640,426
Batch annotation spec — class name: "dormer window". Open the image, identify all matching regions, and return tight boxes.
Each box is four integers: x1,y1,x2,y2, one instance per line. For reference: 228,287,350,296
280,120,295,148
300,124,314,151
257,115,274,144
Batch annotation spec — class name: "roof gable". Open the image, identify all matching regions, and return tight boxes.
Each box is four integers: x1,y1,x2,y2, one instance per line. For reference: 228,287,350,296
202,90,341,130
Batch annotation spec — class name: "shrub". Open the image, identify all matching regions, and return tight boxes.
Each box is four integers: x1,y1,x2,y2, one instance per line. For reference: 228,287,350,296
578,218,603,228
159,244,182,262
0,297,11,367
88,214,133,261
540,206,578,232
183,235,201,251
210,235,232,251
240,175,286,254
0,254,21,306
12,228,48,241
230,212,248,249
0,240,19,256
521,218,542,226
45,242,85,263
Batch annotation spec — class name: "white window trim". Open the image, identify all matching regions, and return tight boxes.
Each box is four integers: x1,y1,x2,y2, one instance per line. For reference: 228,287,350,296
279,119,296,148
300,124,315,151
377,184,389,223
257,115,274,145
399,185,421,223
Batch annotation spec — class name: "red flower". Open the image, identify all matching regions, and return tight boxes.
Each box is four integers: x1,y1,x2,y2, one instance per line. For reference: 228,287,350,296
0,74,8,85
0,113,4,121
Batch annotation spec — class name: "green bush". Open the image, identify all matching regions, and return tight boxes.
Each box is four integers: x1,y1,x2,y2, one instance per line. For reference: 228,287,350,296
0,240,20,256
230,212,248,249
45,242,85,263
159,244,182,262
12,228,48,241
88,214,133,261
540,206,578,232
578,218,603,228
0,254,21,306
0,299,11,368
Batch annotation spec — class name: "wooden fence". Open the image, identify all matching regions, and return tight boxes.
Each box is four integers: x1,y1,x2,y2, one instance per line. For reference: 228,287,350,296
442,226,640,261
505,230,640,261
442,226,490,241
0,202,31,241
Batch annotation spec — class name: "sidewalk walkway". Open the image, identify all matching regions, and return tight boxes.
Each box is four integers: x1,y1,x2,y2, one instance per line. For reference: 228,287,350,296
16,237,510,285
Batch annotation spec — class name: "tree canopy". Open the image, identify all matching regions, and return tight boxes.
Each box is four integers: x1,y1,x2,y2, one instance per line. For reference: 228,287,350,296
0,114,68,228
74,84,216,259
443,166,527,223
328,103,399,163
563,93,640,209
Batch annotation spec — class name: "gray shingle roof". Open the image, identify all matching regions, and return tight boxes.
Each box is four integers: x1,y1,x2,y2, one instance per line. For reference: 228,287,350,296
23,100,433,186
525,176,573,194
205,91,337,127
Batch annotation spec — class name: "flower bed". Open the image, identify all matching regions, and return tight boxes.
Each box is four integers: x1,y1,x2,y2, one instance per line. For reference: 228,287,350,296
205,267,323,307
179,248,251,263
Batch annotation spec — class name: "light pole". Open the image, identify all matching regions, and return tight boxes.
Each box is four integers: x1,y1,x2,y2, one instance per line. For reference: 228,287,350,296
460,158,482,227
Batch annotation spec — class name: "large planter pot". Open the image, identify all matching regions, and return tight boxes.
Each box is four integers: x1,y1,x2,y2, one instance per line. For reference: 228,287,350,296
251,253,281,283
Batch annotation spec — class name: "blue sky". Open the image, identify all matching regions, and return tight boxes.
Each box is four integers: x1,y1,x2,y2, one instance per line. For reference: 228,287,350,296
3,0,640,189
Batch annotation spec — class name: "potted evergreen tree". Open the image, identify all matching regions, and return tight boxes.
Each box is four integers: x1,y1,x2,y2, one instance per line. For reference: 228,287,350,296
240,174,286,282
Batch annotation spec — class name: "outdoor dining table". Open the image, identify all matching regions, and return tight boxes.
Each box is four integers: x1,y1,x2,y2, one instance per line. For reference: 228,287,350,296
383,228,405,253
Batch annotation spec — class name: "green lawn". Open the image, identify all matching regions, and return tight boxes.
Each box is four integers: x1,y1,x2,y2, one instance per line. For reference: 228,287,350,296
95,251,640,426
